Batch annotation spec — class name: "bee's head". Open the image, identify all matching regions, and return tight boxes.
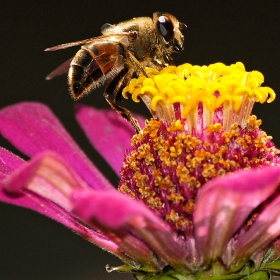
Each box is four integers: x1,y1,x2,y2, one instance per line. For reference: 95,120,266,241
153,12,186,54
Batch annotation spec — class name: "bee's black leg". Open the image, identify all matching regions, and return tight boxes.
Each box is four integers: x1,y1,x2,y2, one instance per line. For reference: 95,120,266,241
104,68,141,134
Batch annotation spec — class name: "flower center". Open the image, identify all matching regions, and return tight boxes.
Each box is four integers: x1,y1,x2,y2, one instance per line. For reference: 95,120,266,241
119,62,279,238
118,116,280,235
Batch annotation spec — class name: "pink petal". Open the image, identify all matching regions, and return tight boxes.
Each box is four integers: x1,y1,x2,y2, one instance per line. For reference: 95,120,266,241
0,151,130,262
1,185,124,258
71,189,189,269
2,151,89,211
75,105,146,174
0,102,113,190
194,166,280,262
234,192,280,261
0,147,25,179
71,189,163,268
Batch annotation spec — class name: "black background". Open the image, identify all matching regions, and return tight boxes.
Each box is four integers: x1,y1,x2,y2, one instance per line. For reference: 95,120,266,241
1,1,280,279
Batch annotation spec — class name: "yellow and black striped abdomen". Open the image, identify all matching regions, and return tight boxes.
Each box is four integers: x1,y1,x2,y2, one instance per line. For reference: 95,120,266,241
68,39,124,99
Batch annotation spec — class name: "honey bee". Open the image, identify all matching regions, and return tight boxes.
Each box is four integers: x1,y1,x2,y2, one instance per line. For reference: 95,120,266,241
45,12,186,133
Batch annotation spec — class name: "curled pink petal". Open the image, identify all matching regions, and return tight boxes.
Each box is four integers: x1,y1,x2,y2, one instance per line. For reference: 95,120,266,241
1,185,130,263
71,189,188,269
127,216,190,270
194,166,280,262
75,105,146,174
2,151,90,211
0,102,113,190
71,189,169,232
234,194,280,261
0,150,133,262
72,189,163,267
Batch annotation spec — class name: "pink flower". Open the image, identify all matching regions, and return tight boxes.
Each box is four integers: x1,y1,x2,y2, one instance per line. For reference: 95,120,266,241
1,62,280,279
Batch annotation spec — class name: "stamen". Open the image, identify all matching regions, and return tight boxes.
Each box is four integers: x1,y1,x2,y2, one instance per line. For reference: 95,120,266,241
123,62,275,133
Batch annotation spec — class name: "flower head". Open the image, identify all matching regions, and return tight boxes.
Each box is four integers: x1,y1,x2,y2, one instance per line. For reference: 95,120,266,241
120,63,279,217
0,62,280,280
120,62,280,278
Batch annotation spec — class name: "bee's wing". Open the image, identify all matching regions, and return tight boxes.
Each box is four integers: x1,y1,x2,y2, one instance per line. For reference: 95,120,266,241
46,57,73,80
45,33,132,80
44,37,99,52
45,33,131,52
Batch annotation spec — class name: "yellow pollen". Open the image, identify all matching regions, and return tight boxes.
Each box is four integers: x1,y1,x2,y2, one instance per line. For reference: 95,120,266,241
246,213,260,228
119,184,136,198
167,120,184,132
182,199,195,214
167,192,184,204
247,115,262,129
206,123,223,133
165,209,191,230
146,197,163,209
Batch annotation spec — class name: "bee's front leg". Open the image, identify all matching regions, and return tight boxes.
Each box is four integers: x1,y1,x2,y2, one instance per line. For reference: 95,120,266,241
126,50,148,78
104,68,141,134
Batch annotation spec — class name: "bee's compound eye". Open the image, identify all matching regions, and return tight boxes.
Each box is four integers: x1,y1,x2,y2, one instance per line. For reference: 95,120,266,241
157,16,174,42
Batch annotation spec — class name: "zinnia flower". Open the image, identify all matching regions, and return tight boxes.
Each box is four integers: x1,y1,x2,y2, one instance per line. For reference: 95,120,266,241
1,62,280,280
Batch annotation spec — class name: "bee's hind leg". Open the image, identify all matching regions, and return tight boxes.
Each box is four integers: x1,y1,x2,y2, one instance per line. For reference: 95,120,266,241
104,95,141,134
104,68,141,134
